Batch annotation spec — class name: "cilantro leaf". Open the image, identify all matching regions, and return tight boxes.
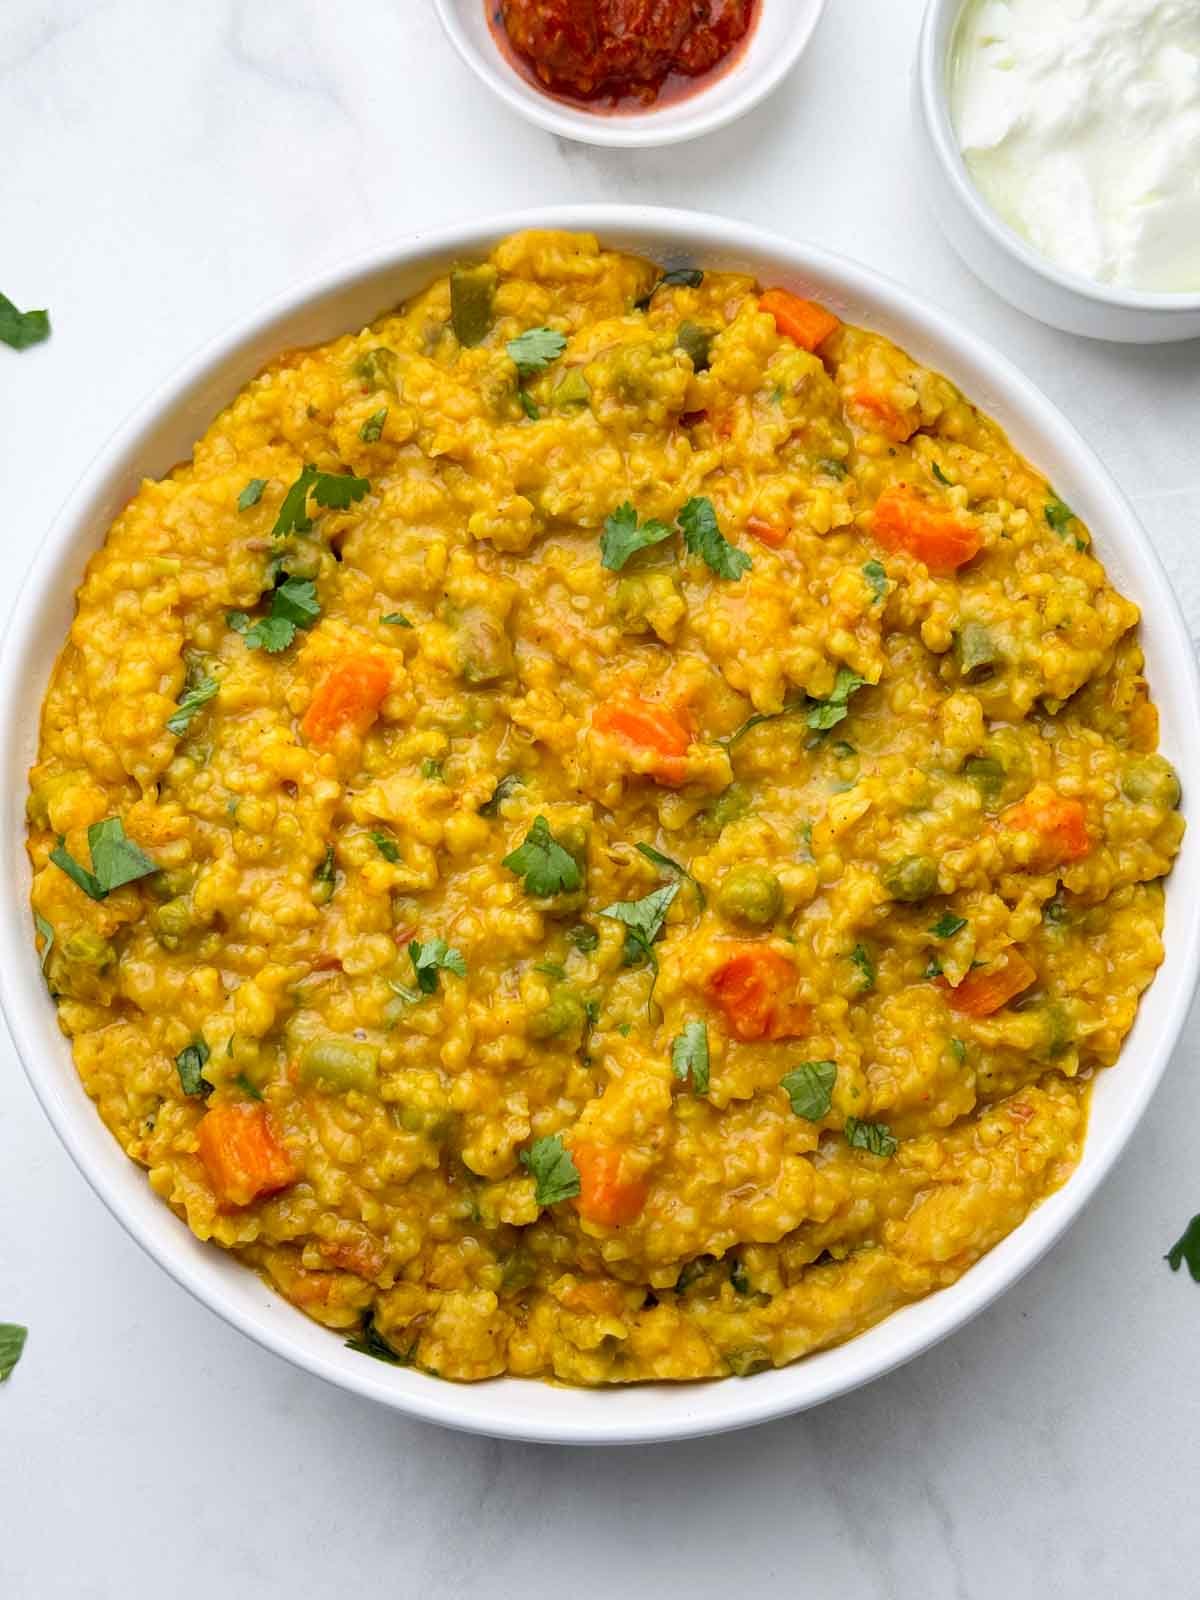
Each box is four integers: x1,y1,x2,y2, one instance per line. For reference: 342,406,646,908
599,884,679,965
1045,497,1076,537
271,464,370,537
1166,1216,1200,1281
862,559,888,604
671,1021,710,1095
0,1324,28,1382
479,773,524,817
678,496,752,581
370,830,400,862
567,922,599,953
817,457,848,480
382,612,412,628
506,327,567,376
844,1117,898,1158
345,1311,412,1366
34,912,55,973
929,911,967,939
51,817,157,902
421,758,443,781
313,845,336,888
520,1134,581,1206
932,462,953,487
634,267,704,311
729,1258,751,1295
352,347,398,394
635,841,706,911
238,478,266,511
234,1073,263,1101
230,576,321,653
166,674,218,737
502,815,582,898
175,1038,212,1098
850,943,875,993
518,388,540,421
781,1060,837,1120
0,293,50,351
359,408,387,443
408,937,467,995
600,502,674,572
949,1036,967,1064
806,668,866,732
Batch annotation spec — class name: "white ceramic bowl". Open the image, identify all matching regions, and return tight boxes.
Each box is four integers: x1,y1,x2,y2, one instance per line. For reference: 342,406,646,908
3,206,1197,1445
915,0,1200,343
432,0,827,147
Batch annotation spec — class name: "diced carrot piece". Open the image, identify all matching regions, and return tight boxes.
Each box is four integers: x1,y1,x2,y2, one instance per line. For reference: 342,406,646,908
572,1143,648,1228
707,944,811,1042
848,390,918,443
759,290,841,353
319,1234,385,1279
944,950,1038,1018
301,653,391,747
747,516,788,548
871,486,982,574
592,698,692,786
1002,785,1090,865
197,1103,296,1209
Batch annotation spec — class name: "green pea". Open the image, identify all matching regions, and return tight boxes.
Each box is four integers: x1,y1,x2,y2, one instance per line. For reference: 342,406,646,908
963,755,1005,801
395,1102,453,1141
298,1038,379,1095
449,264,497,348
676,321,714,372
453,608,514,686
716,864,783,926
1121,754,1181,809
151,896,193,949
60,929,115,970
882,855,939,902
527,988,587,1042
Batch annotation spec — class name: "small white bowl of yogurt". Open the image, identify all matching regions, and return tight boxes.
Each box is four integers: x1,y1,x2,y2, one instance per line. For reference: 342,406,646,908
915,0,1200,342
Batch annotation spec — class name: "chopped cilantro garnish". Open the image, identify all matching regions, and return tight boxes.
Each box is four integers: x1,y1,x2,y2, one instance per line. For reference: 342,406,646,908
353,347,398,393
925,954,944,979
382,612,412,627
271,463,370,538
932,462,953,487
370,830,400,862
0,1324,28,1382
506,327,567,376
166,674,218,737
0,293,50,351
600,501,674,572
949,1036,967,1064
478,773,524,818
806,668,866,732
671,1021,710,1096
518,388,540,421
600,884,679,1012
175,1037,212,1098
34,912,55,973
850,943,876,993
359,408,387,443
634,267,704,311
678,496,752,581
408,938,467,995
567,922,599,953
345,1311,411,1365
635,841,706,911
729,1258,751,1296
1166,1216,1200,1282
929,912,967,939
228,576,320,653
313,846,335,887
237,478,267,511
234,1073,263,1101
421,758,444,781
1045,498,1076,537
502,816,582,898
781,1060,837,1120
520,1134,581,1207
844,1117,898,1157
817,457,848,480
51,817,157,902
862,559,888,604
534,961,567,980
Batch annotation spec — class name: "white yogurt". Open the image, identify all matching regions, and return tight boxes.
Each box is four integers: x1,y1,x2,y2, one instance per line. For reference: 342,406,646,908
951,0,1200,293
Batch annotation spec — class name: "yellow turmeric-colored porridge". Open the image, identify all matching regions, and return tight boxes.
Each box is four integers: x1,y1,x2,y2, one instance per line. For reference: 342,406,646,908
26,231,1183,1384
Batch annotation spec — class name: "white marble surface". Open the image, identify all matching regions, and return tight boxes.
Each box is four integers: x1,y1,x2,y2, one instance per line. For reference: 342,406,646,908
2,2,1199,1594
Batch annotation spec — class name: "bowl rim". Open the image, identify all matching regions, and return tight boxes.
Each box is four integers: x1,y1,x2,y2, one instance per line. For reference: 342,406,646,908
919,0,1200,314
431,0,828,149
3,202,1198,1445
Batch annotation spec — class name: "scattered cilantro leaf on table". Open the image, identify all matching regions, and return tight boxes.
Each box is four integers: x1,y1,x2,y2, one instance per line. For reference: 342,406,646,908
0,293,50,351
